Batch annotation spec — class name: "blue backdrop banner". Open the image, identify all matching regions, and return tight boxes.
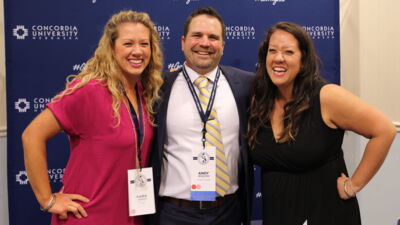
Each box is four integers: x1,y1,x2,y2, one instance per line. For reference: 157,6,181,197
5,0,339,224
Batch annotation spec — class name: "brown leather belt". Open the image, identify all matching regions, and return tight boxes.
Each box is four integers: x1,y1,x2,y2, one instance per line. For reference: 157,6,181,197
161,193,236,210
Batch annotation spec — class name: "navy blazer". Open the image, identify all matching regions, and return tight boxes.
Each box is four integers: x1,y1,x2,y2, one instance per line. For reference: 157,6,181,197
149,65,254,225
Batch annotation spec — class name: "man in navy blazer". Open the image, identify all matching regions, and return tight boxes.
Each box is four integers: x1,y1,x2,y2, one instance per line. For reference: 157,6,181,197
149,7,253,225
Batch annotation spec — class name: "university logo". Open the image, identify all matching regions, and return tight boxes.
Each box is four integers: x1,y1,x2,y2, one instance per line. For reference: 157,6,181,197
303,25,336,40
48,168,65,183
15,168,64,185
14,98,30,112
254,0,286,5
197,152,210,165
134,174,148,187
226,25,256,40
13,25,29,40
167,61,183,70
14,97,53,113
16,171,29,185
154,25,171,40
12,24,79,40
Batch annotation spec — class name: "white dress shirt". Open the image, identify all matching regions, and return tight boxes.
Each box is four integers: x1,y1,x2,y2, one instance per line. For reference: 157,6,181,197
159,64,240,200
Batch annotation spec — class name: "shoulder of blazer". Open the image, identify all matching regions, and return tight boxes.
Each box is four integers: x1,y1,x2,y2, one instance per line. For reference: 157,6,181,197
159,69,182,94
162,69,182,84
219,65,254,79
219,65,254,88
153,69,181,115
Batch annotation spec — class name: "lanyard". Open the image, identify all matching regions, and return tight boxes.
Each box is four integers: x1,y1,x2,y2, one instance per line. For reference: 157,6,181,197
123,85,144,169
182,66,221,148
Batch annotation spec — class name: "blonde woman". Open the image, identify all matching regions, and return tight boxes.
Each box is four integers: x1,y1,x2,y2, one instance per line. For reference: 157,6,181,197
22,10,163,225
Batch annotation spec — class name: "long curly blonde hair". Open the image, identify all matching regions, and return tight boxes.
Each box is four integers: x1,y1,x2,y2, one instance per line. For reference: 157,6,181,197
54,10,163,125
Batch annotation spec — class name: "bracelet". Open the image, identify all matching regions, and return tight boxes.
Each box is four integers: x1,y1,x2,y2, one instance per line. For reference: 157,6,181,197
343,180,355,198
40,194,56,212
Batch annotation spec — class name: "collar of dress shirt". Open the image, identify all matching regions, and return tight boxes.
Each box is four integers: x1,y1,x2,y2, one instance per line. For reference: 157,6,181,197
183,62,219,84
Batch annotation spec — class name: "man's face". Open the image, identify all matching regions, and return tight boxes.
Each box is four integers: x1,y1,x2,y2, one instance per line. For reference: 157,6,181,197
181,14,225,75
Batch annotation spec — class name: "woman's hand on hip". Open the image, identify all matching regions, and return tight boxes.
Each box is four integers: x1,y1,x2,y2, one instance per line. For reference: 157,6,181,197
47,192,90,220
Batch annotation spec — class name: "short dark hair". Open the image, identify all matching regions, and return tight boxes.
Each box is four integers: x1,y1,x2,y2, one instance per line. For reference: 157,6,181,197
183,7,226,40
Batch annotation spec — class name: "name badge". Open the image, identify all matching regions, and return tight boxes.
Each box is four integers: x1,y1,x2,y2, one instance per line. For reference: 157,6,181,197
127,167,155,216
190,146,216,201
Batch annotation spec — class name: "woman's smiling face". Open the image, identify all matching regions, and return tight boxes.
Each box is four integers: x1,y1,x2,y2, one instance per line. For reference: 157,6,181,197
266,29,302,90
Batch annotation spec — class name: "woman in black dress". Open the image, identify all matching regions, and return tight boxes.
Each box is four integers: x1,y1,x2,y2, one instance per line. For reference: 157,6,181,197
248,22,396,225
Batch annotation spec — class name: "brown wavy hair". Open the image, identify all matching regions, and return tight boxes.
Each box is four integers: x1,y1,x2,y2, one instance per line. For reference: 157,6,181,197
53,10,163,125
248,21,325,146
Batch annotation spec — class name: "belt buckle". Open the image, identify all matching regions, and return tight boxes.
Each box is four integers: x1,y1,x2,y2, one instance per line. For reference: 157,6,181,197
199,201,212,210
199,200,217,210
199,201,205,210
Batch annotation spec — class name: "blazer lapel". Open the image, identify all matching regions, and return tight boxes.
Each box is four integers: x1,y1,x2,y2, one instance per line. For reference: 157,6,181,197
220,65,244,120
220,65,241,103
219,65,247,158
156,69,181,160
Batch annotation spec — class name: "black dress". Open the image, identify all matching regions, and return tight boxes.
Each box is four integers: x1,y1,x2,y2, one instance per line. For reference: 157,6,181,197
250,85,361,225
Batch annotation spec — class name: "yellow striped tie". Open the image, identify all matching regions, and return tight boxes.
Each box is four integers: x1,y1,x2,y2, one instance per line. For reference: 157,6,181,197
194,75,231,196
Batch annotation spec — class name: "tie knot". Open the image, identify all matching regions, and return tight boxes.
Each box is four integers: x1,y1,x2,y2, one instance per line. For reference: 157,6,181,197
194,75,209,89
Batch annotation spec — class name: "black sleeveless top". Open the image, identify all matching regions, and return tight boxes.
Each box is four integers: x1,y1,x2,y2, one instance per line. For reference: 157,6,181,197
250,84,361,225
